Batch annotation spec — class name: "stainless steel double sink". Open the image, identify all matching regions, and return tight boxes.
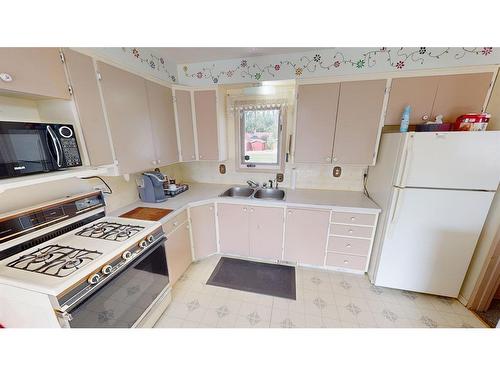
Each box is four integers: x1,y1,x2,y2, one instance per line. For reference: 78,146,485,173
220,186,285,201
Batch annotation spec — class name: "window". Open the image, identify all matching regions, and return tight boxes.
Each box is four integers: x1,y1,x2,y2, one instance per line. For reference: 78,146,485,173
239,107,284,170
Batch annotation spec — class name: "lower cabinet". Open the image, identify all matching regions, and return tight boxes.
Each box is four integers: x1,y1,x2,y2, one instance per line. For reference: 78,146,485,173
283,208,330,266
217,204,284,260
217,203,249,256
248,206,284,260
190,203,217,260
164,219,192,286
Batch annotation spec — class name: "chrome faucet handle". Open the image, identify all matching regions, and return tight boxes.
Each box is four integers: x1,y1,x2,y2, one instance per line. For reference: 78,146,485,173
262,182,268,188
246,180,259,188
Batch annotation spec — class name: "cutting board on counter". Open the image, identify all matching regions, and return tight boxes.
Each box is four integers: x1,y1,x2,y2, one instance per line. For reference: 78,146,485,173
120,207,173,221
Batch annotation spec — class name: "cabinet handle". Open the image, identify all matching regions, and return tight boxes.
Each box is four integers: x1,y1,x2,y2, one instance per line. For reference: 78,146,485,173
186,225,190,230
288,210,292,214
350,217,356,222
333,157,338,162
325,157,331,162
348,229,353,234
209,206,213,211
343,260,349,264
152,160,157,165
157,159,161,164
243,208,247,212
346,244,352,248
0,72,13,82
191,155,195,159
199,155,203,159
250,208,254,212
173,222,178,226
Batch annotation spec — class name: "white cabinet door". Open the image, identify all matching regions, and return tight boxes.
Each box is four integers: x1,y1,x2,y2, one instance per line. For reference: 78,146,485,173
398,131,500,190
283,208,330,266
164,221,192,286
174,89,196,161
249,206,284,261
375,187,494,297
194,90,219,161
217,203,249,256
190,203,217,260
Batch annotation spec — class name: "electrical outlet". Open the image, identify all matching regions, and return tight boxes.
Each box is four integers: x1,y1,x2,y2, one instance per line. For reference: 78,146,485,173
333,166,342,177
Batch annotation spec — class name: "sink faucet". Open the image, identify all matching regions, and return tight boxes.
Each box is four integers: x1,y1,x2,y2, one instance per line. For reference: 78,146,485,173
246,180,259,188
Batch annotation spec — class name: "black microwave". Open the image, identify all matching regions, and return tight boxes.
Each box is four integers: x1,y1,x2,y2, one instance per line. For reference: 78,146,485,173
0,121,82,179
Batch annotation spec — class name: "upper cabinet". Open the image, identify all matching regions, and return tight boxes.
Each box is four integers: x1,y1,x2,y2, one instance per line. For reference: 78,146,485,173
0,48,70,99
173,88,196,162
97,62,156,174
63,49,114,166
173,87,225,162
294,83,340,163
145,81,179,166
294,80,386,165
430,73,493,122
194,90,219,161
385,72,494,125
334,80,386,165
384,76,439,125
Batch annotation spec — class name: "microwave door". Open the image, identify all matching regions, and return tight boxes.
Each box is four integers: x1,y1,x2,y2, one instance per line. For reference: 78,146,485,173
46,125,63,168
0,125,55,178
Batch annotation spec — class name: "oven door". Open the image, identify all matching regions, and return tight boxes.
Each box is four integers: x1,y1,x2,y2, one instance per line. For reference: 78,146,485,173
0,121,58,178
65,240,170,328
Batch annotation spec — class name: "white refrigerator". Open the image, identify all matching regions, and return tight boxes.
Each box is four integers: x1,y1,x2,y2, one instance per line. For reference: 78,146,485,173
367,131,500,297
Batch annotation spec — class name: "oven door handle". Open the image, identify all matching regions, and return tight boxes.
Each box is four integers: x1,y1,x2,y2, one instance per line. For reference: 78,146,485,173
46,125,62,167
60,235,167,313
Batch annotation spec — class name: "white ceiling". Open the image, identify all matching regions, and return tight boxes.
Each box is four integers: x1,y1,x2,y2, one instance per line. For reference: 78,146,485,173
153,47,320,64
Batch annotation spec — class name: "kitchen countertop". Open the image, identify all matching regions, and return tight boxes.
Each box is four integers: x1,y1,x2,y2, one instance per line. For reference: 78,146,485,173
110,183,380,223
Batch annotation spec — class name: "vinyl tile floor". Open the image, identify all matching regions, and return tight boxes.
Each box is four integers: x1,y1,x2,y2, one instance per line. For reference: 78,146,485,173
154,255,488,328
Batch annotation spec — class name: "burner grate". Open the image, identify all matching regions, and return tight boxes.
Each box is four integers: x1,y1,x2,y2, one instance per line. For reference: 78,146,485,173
6,245,102,277
74,221,145,242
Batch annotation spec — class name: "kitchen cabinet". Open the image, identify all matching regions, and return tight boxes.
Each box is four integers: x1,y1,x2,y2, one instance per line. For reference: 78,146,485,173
385,76,439,125
430,73,493,122
385,72,493,125
333,80,386,164
146,81,179,166
164,220,192,286
97,61,155,174
283,208,330,266
174,88,196,161
190,203,217,260
248,206,284,261
217,203,249,256
0,48,70,99
194,90,219,160
294,83,340,163
63,49,114,166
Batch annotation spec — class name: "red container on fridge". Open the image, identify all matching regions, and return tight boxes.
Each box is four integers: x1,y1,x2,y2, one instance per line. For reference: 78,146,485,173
453,113,490,131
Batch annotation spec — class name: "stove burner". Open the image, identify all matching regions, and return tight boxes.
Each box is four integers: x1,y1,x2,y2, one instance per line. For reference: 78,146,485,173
6,245,102,277
62,258,83,269
75,221,145,242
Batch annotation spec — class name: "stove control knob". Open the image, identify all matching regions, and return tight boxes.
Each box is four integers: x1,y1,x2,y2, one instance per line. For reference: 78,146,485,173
122,251,132,260
88,273,100,285
147,235,154,243
101,265,113,275
139,240,148,249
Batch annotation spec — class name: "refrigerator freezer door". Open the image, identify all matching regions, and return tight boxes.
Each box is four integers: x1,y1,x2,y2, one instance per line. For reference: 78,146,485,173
374,187,494,297
396,131,500,190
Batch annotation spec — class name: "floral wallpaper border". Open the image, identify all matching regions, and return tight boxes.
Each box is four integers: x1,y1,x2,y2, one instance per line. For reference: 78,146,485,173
178,47,498,85
121,47,177,83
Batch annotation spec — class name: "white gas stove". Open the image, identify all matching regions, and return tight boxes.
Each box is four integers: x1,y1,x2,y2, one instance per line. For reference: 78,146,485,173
0,192,171,328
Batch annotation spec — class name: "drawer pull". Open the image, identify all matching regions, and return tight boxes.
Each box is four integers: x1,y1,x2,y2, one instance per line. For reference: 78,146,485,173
288,210,292,214
346,244,352,248
348,229,353,234
343,260,349,264
350,217,356,221
173,222,178,226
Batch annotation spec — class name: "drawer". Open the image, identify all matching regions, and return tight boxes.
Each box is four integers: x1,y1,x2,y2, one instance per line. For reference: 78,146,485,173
163,210,188,234
326,252,367,271
329,224,373,238
332,212,376,226
327,236,371,256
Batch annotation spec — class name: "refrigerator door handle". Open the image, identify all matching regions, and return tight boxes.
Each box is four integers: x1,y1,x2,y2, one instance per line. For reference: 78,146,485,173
398,136,414,187
388,188,404,237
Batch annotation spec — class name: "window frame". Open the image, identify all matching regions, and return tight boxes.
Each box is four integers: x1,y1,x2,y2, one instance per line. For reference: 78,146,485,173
236,106,286,172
